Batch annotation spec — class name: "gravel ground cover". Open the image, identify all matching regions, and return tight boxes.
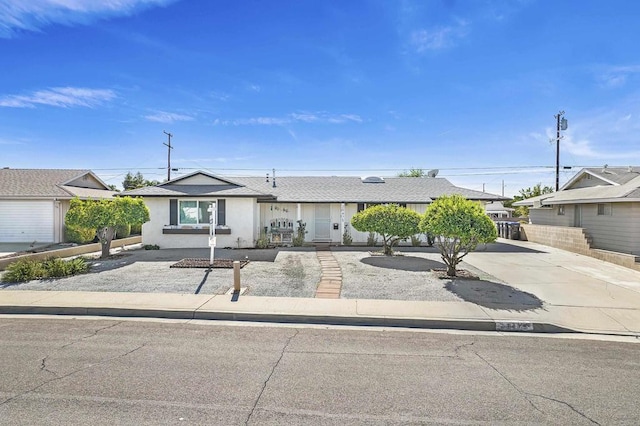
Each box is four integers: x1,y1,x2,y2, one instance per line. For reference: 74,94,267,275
338,250,464,301
0,247,320,297
0,245,504,302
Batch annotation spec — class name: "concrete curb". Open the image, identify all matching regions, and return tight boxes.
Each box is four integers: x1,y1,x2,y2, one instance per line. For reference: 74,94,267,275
0,304,579,334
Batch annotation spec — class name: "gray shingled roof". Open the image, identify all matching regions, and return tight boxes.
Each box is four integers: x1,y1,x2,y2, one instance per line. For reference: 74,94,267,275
123,172,505,203
122,184,272,198
0,169,115,199
515,173,640,206
583,167,640,185
232,176,504,203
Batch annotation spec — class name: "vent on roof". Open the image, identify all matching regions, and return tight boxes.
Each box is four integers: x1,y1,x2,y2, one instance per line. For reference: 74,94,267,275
361,176,385,183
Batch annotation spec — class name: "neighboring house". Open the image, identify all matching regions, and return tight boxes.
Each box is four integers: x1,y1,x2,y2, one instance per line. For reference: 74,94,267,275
514,166,640,256
484,201,515,219
0,168,116,243
122,170,506,248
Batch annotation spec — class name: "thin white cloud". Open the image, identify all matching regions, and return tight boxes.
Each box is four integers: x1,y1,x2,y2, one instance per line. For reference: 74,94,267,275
0,86,116,108
538,111,640,160
410,19,470,52
597,65,640,88
0,0,175,38
213,111,364,126
0,137,25,145
144,111,194,123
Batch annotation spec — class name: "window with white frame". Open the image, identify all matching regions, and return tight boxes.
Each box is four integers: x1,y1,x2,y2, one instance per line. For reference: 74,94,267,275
179,200,214,225
597,203,612,216
557,205,565,215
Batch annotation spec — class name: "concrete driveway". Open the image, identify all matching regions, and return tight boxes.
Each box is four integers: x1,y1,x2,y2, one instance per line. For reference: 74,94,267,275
0,242,52,258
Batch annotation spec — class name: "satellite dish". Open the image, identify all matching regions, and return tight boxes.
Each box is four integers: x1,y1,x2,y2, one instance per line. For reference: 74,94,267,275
427,169,439,178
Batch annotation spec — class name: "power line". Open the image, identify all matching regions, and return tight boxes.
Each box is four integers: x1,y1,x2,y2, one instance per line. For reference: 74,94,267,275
87,164,601,173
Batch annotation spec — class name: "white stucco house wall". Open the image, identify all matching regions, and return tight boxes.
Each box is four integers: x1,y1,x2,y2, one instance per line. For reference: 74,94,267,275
0,168,116,243
123,170,506,248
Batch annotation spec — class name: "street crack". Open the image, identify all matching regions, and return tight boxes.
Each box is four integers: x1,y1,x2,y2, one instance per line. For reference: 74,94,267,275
474,351,544,415
475,351,600,425
39,355,57,377
60,321,122,349
453,338,476,359
527,393,601,425
1,342,146,407
245,329,299,425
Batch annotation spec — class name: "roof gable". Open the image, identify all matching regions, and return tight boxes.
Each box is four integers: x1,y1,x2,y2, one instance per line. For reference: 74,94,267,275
160,171,243,187
563,167,640,190
0,168,113,198
64,172,110,190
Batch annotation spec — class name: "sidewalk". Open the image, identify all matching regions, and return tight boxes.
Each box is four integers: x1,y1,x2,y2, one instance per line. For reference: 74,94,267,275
1,239,639,336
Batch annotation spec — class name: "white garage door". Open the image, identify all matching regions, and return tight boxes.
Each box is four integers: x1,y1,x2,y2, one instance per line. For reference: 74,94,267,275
0,201,55,243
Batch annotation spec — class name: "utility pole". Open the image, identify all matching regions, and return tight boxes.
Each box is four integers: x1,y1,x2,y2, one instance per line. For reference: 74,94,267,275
163,130,173,181
554,111,567,191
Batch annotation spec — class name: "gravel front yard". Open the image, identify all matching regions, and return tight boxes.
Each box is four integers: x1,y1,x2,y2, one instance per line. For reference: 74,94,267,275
338,251,463,301
0,246,500,302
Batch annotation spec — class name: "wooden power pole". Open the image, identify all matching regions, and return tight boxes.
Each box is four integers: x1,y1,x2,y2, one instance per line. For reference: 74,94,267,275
163,130,173,181
554,111,567,191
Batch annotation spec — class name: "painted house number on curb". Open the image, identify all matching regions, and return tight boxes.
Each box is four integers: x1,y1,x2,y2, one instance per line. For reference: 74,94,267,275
495,321,534,332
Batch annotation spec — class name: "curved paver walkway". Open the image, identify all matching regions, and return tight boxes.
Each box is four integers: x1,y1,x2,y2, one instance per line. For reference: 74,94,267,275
315,246,343,298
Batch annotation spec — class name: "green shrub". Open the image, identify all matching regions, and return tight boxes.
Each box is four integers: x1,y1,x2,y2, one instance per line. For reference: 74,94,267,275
366,232,378,246
143,244,160,250
410,234,422,247
255,231,269,249
65,225,96,244
292,221,307,247
43,258,71,277
115,224,131,239
2,257,89,283
342,225,353,245
2,260,47,282
66,257,89,275
130,223,142,235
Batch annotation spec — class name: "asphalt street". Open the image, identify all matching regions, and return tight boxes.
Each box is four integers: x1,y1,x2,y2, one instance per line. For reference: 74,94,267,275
1,317,638,425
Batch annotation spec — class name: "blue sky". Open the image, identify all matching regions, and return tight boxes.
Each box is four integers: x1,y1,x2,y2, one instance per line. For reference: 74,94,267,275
1,0,640,196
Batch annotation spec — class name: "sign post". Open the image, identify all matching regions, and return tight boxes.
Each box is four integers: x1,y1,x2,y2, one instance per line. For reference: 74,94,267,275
208,203,217,265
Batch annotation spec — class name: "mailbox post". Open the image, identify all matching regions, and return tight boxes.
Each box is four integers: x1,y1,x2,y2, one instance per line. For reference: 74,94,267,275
208,203,217,265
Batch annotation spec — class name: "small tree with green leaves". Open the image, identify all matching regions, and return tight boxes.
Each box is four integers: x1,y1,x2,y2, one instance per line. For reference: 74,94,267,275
123,171,161,190
65,197,150,259
351,204,421,255
506,183,554,217
397,168,427,177
420,195,497,276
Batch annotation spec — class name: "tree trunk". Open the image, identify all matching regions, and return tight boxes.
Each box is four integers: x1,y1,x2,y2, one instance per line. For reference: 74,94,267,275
97,227,115,259
446,264,457,277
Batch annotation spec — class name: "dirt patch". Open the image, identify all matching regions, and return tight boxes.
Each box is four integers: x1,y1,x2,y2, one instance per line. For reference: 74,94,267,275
170,258,249,269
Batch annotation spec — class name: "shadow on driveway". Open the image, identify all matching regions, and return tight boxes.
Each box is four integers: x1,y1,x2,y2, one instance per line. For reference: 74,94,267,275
445,280,544,311
360,255,446,272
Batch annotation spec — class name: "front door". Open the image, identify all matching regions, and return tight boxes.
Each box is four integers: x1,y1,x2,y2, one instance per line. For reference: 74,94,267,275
314,204,331,240
574,205,582,227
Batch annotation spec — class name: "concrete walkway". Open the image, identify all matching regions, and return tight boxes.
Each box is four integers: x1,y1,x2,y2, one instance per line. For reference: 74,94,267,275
1,239,640,336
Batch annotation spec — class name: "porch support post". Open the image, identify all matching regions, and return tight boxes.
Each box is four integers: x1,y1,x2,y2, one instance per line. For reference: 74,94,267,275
296,203,301,222
340,203,346,245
